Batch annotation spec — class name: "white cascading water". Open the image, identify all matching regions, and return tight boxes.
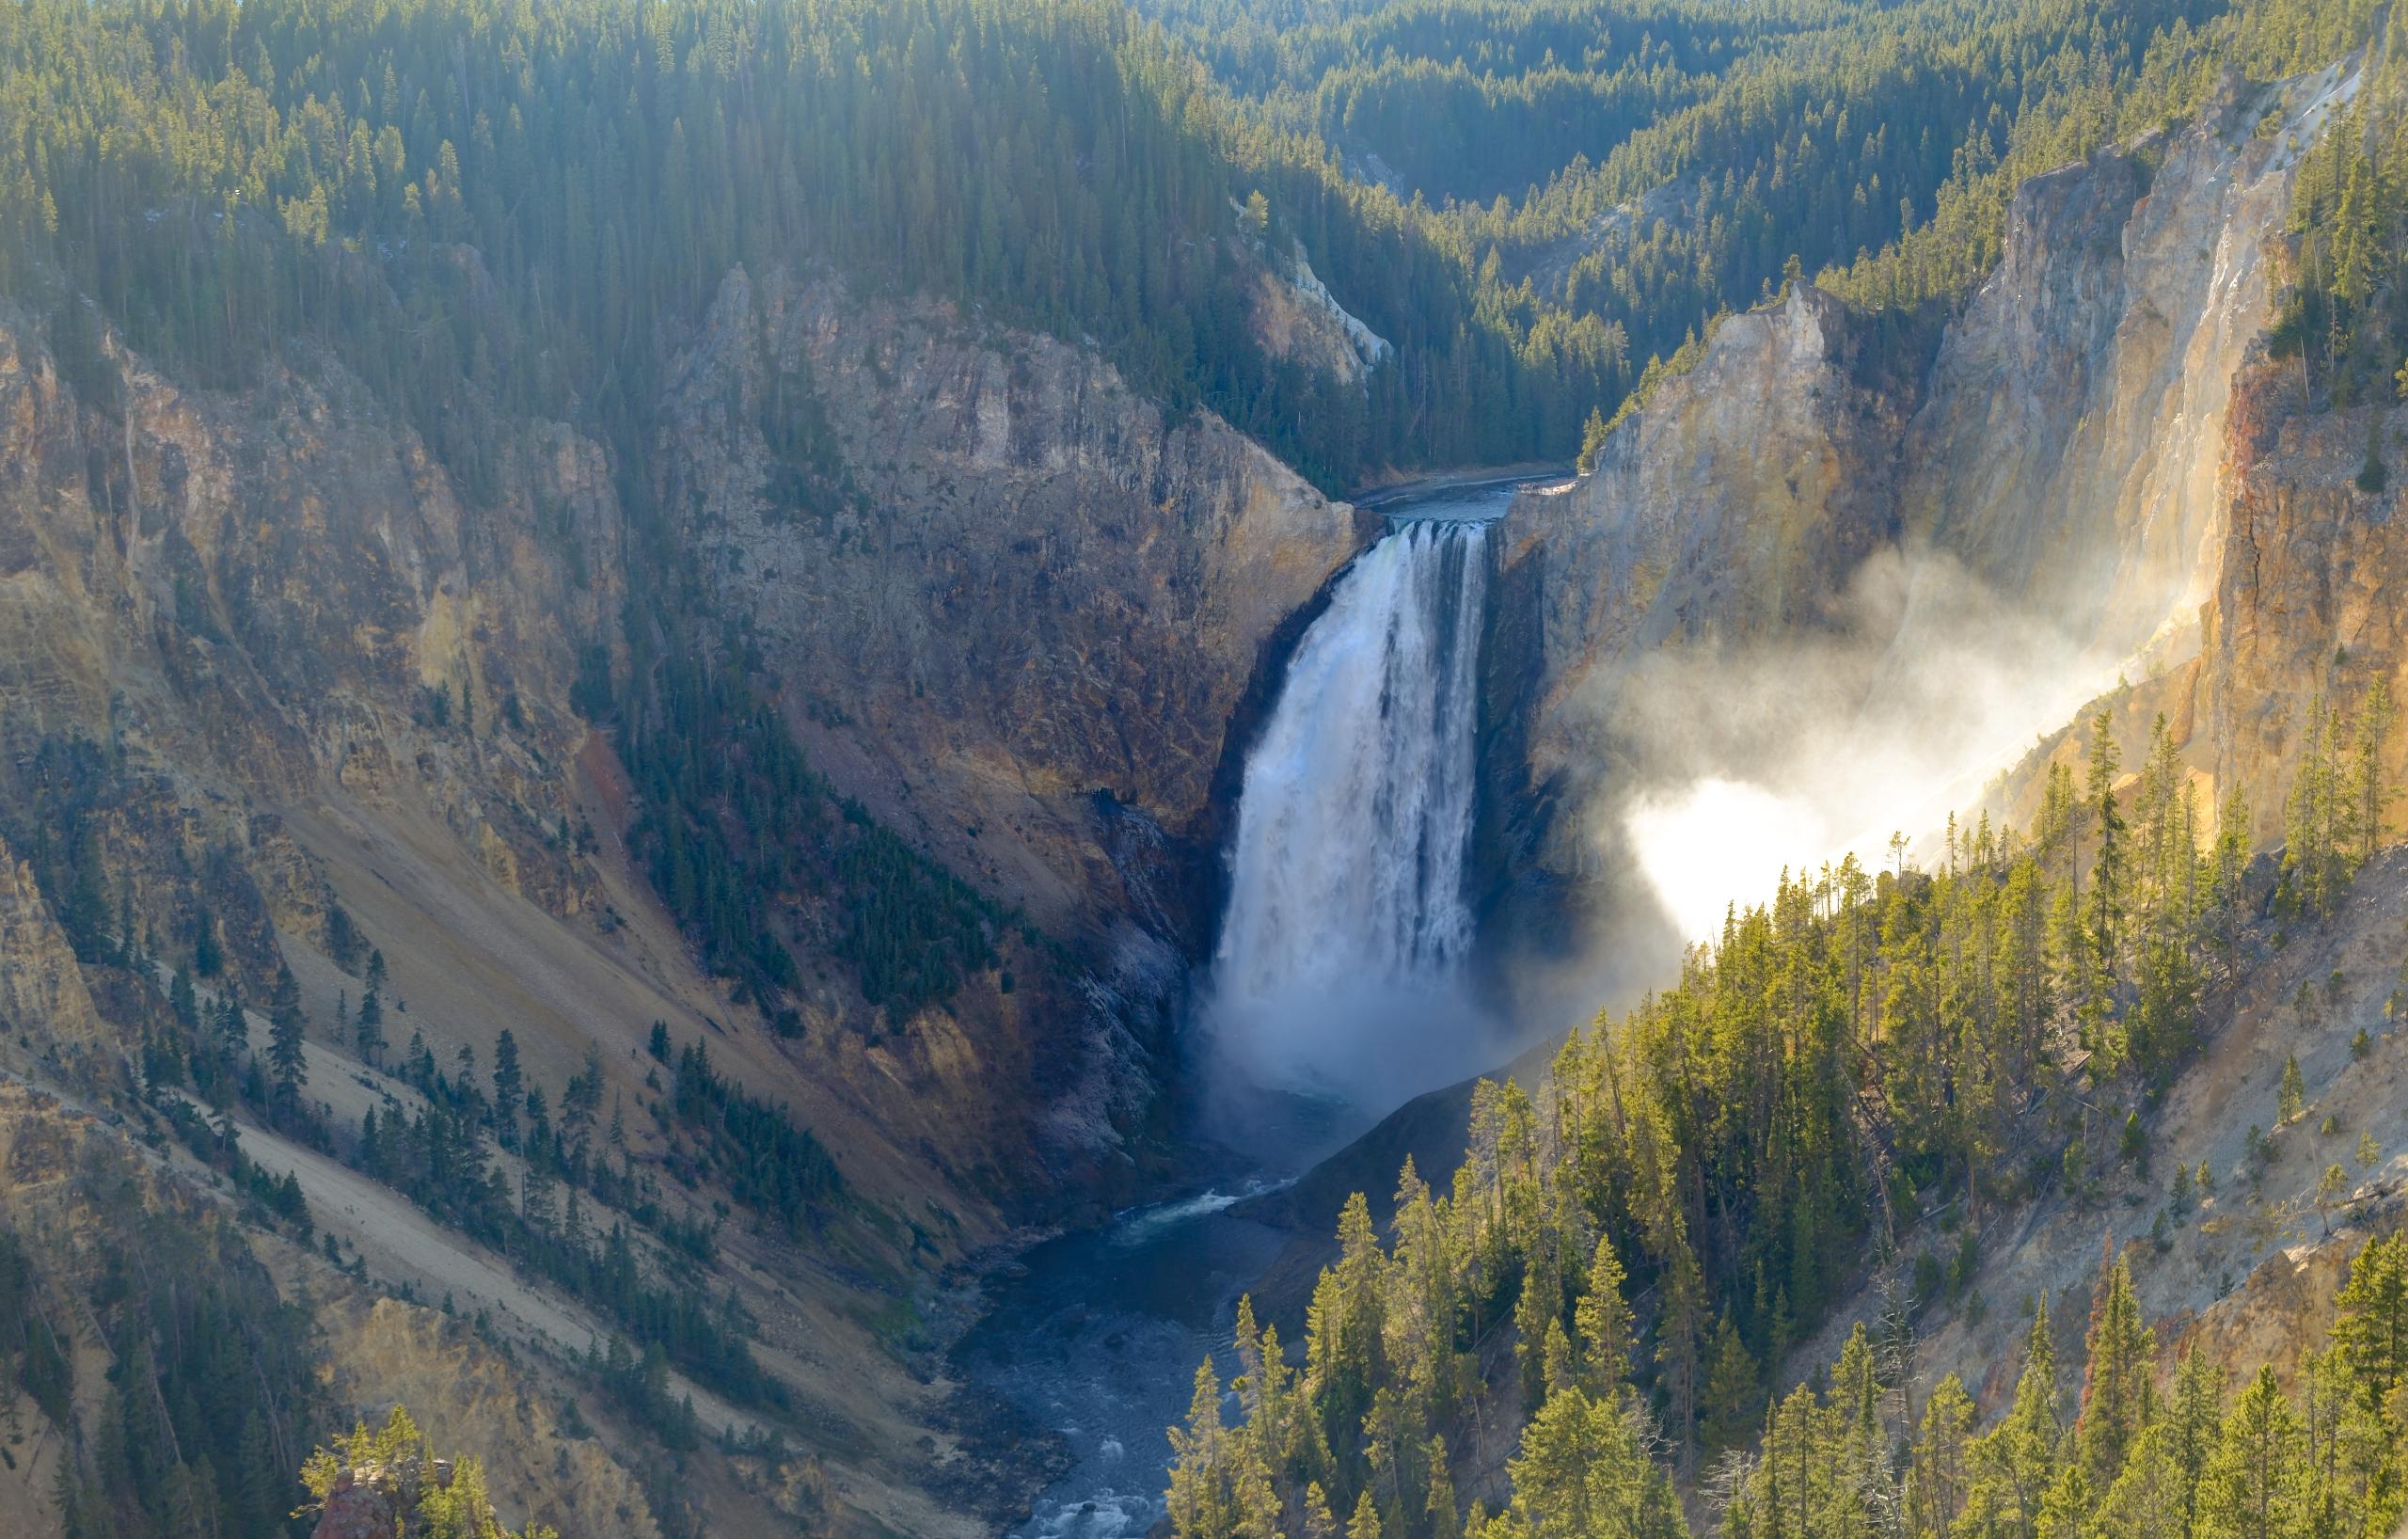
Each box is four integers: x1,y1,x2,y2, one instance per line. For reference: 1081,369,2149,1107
1210,516,1489,1100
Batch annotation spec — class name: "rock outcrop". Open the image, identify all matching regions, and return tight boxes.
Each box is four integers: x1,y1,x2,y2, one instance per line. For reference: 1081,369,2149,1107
660,266,1369,950
0,838,104,1064
1254,245,1394,386
2198,358,2408,843
311,1469,402,1539
0,246,1366,1205
1940,87,2407,851
642,263,1370,1192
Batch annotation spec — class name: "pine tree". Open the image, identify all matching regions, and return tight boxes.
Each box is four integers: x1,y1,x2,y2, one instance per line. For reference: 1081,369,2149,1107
266,962,308,1104
2093,1419,2192,1539
2210,786,2253,960
1425,1436,1461,1539
1514,1261,1557,1410
2334,156,2375,312
2197,1367,2309,1539
2036,1458,2094,1539
1230,1294,1298,1486
2316,1164,2350,1234
2316,1337,2401,1538
562,1043,606,1152
1307,1192,1389,1494
1701,1317,1761,1455
301,1405,557,1538
1167,1362,1232,1539
1303,1484,1339,1539
2333,1231,2408,1407
2346,676,2395,861
169,965,198,1030
1235,1308,1293,1535
215,988,246,1061
2083,710,2128,1073
1233,1444,1282,1539
2078,1254,2156,1491
234,1408,277,1533
1576,405,1610,474
1961,1304,2062,1536
1482,1388,1685,1539
1540,1317,1575,1403
1908,1373,1976,1538
2284,698,2343,914
491,1029,524,1149
356,983,386,1066
192,897,223,977
1574,1233,1633,1394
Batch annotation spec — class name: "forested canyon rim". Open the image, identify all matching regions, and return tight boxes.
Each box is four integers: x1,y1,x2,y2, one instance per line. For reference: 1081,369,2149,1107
4,0,2408,1537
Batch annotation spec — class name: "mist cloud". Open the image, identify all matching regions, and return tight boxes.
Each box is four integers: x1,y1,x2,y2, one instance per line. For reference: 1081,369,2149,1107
1600,545,2126,942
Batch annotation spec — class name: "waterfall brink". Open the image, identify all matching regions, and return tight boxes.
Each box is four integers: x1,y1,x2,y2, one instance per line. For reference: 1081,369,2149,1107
1211,516,1489,1102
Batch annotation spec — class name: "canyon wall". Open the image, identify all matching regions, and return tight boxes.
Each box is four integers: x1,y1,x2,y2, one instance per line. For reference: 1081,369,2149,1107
1486,65,2372,935
1901,65,2356,657
0,262,1365,1532
660,266,1369,951
1482,283,1905,900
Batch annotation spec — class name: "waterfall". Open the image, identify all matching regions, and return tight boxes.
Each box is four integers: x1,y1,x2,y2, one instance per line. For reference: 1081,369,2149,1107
1210,516,1489,1099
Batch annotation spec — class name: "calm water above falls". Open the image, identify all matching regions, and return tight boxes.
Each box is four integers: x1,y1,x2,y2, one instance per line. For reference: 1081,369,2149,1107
958,480,1521,1539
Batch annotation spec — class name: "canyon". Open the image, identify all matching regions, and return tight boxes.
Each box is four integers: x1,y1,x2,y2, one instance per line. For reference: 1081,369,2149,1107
3,28,2407,1539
